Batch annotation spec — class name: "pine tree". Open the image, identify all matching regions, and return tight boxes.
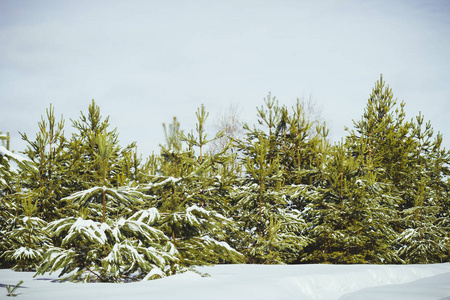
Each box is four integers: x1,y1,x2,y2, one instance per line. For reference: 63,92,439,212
60,125,147,223
69,100,136,191
117,145,143,184
346,75,450,263
2,193,51,270
36,122,175,282
347,75,416,207
3,78,450,274
302,142,401,264
143,114,243,266
233,98,311,263
36,207,178,282
1,132,33,195
181,104,226,209
0,131,9,149
20,104,68,221
275,100,330,186
0,138,15,194
0,139,34,268
396,113,450,263
237,132,281,239
29,101,181,282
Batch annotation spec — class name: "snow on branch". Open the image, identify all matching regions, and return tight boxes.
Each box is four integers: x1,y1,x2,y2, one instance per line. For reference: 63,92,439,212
0,146,31,163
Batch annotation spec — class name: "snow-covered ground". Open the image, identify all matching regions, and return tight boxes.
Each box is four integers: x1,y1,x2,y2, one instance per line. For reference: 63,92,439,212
1,263,449,300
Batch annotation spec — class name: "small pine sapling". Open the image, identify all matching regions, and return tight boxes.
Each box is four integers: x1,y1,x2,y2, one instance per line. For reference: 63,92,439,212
6,280,24,297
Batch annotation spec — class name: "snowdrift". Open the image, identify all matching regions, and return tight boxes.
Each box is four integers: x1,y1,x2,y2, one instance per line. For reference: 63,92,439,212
1,263,449,300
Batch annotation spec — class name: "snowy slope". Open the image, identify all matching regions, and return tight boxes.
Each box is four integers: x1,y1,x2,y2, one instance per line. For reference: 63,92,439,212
1,264,449,300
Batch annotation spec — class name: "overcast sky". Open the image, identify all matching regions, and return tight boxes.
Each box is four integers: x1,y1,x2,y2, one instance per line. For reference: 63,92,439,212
1,0,449,156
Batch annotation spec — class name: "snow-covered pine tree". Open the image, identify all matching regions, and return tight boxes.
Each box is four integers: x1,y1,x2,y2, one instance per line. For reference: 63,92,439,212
302,141,401,264
233,102,310,263
36,207,178,282
236,132,282,239
117,145,144,185
0,139,34,268
181,104,228,210
0,152,15,268
60,125,150,222
2,193,51,270
346,76,450,264
396,113,450,263
20,104,68,221
0,131,9,149
0,131,15,194
273,100,328,186
346,75,416,208
36,124,177,282
69,100,137,191
143,114,243,266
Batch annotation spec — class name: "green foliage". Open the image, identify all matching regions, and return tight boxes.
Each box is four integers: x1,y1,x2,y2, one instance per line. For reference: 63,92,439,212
20,104,68,221
146,107,244,266
1,76,450,281
62,186,146,222
395,112,450,263
6,280,23,297
69,100,136,191
2,194,51,270
347,75,416,205
301,141,401,264
36,209,178,282
232,97,314,263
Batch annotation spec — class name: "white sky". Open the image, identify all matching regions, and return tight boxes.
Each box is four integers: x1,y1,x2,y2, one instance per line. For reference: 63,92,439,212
1,0,449,156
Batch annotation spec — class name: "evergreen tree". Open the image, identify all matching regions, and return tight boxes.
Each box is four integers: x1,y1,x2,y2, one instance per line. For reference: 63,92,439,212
0,133,16,194
36,124,175,282
69,100,136,191
275,100,330,186
61,128,146,223
346,75,450,263
347,75,415,207
144,113,243,266
20,104,68,221
396,113,450,263
237,132,282,239
36,207,178,282
0,140,33,268
233,98,311,263
0,131,10,150
118,145,144,184
3,77,450,276
2,193,51,270
302,142,401,264
181,104,226,209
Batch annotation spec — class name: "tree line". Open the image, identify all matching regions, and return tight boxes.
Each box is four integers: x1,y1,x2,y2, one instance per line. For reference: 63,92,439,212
0,75,449,282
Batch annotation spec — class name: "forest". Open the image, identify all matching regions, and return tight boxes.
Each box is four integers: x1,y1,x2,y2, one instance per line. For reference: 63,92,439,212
0,76,449,283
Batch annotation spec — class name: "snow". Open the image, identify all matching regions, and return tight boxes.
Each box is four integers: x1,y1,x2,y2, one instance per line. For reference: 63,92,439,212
200,235,240,254
1,264,449,300
130,208,160,224
142,267,164,280
144,176,182,189
61,186,101,202
0,146,30,163
10,247,41,260
62,218,108,245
